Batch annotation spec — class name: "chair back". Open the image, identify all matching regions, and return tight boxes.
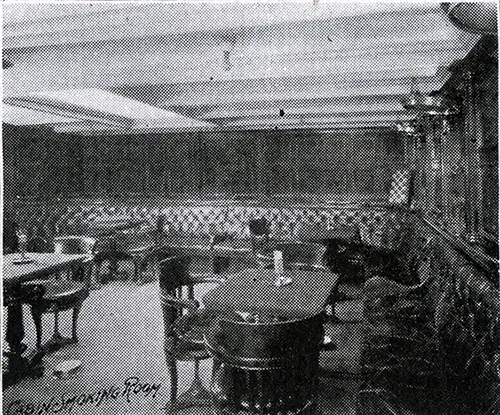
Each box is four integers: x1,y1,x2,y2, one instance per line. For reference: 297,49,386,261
27,237,52,253
114,228,155,252
207,314,324,414
159,255,197,338
249,217,271,256
248,217,270,237
275,242,327,270
215,314,323,365
159,255,193,295
54,236,96,255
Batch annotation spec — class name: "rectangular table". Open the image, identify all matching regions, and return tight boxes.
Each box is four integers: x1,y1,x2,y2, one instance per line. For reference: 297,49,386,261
2,253,89,388
3,252,90,287
203,268,339,319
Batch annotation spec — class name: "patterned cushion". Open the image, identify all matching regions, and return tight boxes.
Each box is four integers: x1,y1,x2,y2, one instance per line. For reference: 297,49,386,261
15,201,389,241
389,169,411,206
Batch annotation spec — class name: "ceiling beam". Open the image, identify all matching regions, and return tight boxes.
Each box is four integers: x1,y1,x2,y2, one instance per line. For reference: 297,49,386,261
4,3,438,50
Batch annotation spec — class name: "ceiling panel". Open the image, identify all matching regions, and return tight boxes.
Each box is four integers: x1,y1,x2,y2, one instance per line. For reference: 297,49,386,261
2,2,481,134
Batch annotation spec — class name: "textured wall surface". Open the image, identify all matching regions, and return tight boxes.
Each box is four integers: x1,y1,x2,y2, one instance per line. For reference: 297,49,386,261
2,126,404,201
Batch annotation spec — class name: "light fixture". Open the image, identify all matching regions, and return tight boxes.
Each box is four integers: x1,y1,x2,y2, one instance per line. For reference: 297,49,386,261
401,83,458,116
221,38,235,71
400,79,425,111
394,121,425,136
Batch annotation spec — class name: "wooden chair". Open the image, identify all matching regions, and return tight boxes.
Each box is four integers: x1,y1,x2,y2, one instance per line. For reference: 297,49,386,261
93,228,157,284
159,255,226,412
22,236,96,354
205,313,324,415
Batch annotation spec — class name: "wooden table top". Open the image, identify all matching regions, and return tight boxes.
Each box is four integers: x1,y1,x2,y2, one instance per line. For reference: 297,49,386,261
2,253,89,287
203,268,339,319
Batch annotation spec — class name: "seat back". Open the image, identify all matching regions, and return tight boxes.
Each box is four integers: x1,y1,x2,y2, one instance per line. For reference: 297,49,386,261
27,237,52,253
275,242,327,270
159,255,200,340
207,314,323,414
249,217,270,256
159,255,193,294
54,236,96,255
217,314,323,365
248,217,270,237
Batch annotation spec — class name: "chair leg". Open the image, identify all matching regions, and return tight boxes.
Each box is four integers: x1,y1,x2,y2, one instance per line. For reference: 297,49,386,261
328,289,341,324
30,306,43,353
175,359,212,409
53,311,61,339
72,303,82,342
95,261,102,285
163,349,178,411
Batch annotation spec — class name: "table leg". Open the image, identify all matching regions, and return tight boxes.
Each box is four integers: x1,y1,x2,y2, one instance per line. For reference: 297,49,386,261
3,289,44,388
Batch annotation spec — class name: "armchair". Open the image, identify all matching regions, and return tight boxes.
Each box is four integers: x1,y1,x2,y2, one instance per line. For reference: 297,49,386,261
159,255,226,412
22,236,96,354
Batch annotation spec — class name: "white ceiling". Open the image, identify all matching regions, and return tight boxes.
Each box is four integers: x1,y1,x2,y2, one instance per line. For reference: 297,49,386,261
2,1,481,134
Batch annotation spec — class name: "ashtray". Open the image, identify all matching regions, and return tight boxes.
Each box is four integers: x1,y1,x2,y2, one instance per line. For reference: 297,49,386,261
52,359,82,379
323,335,333,345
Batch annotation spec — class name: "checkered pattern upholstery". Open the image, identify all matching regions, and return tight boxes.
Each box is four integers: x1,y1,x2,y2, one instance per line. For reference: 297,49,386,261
14,201,388,241
389,170,411,206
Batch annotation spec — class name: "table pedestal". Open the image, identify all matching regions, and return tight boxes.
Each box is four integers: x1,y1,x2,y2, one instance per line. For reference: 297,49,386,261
2,287,44,389
206,314,325,415
211,361,320,415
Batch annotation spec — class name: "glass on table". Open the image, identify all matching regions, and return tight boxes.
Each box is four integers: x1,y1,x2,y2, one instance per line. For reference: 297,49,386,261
16,229,27,258
273,250,292,286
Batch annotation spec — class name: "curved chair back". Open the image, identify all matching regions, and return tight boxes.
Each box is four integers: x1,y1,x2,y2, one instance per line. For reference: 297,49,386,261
207,313,324,414
248,217,270,237
215,313,323,366
275,242,327,270
159,255,192,295
27,237,52,253
249,217,271,258
54,236,96,255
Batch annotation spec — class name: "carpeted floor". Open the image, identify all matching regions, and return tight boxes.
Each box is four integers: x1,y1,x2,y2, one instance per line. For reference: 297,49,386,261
3,263,365,415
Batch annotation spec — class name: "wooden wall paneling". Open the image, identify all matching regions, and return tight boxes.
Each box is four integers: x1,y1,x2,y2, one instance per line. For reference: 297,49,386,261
463,70,484,242
4,124,407,202
477,66,498,239
296,131,321,194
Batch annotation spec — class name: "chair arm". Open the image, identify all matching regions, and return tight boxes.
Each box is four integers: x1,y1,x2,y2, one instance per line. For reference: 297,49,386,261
159,291,199,314
190,273,227,285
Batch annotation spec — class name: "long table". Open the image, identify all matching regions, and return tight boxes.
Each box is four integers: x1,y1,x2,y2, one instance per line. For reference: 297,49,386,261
2,253,89,388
